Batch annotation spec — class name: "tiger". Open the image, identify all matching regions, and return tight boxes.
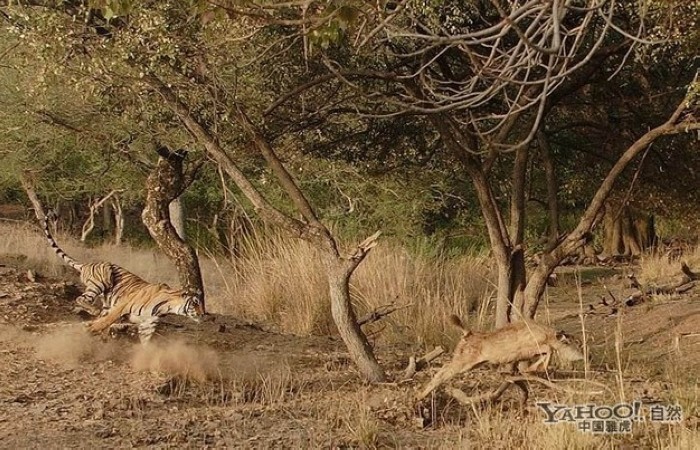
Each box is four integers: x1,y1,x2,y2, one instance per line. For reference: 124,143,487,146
41,216,205,343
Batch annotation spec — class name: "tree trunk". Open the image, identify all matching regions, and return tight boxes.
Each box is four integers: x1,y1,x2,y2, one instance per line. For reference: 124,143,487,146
428,91,695,325
603,204,656,257
141,146,205,306
102,201,112,236
509,247,527,320
325,254,385,382
112,196,124,246
20,172,55,232
81,190,119,243
538,131,560,249
494,260,513,329
507,142,529,322
493,250,527,326
425,115,515,328
523,98,693,319
169,196,187,240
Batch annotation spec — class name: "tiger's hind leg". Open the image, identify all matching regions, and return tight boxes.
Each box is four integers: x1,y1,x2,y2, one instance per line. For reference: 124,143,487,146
108,323,138,340
75,298,102,316
87,306,125,334
75,281,106,316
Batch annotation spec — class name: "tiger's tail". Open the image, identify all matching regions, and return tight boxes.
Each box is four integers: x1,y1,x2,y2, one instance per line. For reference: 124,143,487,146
41,216,82,271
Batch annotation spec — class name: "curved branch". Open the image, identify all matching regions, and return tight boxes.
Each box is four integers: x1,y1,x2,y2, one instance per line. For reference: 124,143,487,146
525,92,699,317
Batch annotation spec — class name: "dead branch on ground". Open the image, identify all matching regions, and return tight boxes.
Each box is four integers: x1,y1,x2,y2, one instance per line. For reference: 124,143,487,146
401,346,444,381
674,332,700,354
588,262,699,314
445,375,606,406
681,262,699,281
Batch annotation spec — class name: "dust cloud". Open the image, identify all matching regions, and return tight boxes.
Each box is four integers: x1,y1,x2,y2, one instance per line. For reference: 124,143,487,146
33,324,121,366
130,340,220,382
21,323,220,381
0,324,28,344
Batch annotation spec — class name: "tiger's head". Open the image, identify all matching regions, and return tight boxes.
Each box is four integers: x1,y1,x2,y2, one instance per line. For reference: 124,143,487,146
181,292,206,322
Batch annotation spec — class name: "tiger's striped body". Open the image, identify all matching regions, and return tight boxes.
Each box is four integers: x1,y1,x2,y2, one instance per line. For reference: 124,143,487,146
41,218,204,342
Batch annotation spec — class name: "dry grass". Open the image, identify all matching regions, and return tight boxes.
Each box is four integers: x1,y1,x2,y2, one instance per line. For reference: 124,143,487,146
461,404,699,449
0,222,493,348
241,359,298,406
354,245,493,347
638,245,700,285
208,231,494,347
200,356,302,408
0,221,181,285
213,233,332,335
341,395,385,448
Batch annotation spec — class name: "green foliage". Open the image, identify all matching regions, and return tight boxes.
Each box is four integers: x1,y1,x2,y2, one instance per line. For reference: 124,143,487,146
0,0,697,256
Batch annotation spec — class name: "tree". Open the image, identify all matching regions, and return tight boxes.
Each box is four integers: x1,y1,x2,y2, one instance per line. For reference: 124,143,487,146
251,0,700,326
0,0,387,381
147,78,385,381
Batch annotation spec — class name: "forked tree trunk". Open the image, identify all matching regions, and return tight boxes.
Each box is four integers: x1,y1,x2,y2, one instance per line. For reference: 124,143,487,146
325,253,385,382
425,114,517,328
149,76,386,382
142,146,204,306
522,98,695,319
80,190,119,242
431,94,696,325
507,143,529,322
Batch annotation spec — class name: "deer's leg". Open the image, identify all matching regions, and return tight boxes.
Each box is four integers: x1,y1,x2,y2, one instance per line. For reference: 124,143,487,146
525,346,552,373
417,352,481,400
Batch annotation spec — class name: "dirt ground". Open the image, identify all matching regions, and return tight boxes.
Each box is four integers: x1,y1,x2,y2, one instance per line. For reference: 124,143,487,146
0,260,698,448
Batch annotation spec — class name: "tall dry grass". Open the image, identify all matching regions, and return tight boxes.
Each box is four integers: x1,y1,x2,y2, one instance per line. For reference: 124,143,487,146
0,221,494,348
638,244,700,285
0,221,181,284
210,231,494,347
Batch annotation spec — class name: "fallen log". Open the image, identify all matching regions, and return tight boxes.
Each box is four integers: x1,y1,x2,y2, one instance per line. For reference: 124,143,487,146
589,262,699,314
